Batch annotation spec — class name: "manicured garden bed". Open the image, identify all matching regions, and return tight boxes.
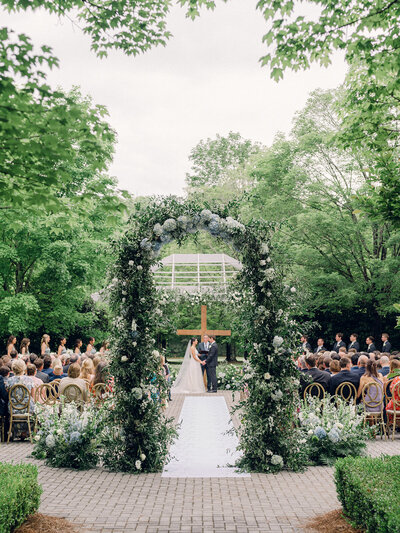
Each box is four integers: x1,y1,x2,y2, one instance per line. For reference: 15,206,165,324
0,462,42,533
335,455,400,533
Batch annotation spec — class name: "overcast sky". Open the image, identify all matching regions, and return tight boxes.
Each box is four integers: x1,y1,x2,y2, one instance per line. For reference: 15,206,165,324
4,2,347,197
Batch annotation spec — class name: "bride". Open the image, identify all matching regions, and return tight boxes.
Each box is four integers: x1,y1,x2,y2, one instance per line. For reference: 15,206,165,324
172,337,206,394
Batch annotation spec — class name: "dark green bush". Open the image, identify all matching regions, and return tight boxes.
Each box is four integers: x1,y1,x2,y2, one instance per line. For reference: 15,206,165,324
335,455,400,533
0,462,42,533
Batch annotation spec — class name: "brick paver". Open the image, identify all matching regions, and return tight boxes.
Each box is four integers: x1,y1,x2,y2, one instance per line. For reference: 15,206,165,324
0,392,399,532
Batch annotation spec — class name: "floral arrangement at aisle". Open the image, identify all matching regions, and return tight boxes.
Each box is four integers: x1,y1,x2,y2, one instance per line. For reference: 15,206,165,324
298,396,372,465
32,400,107,470
107,196,305,473
217,364,243,391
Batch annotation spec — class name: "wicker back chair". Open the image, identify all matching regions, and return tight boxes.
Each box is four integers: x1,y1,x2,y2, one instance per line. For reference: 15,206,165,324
386,381,400,441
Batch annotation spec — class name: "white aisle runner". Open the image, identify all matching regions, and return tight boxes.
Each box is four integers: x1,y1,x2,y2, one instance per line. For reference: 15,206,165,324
162,396,250,478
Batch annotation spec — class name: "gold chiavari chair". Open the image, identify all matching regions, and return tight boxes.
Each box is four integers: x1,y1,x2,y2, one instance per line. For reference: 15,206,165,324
361,381,386,439
335,382,357,405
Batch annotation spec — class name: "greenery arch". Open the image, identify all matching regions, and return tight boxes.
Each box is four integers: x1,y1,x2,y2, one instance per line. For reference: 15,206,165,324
105,197,305,473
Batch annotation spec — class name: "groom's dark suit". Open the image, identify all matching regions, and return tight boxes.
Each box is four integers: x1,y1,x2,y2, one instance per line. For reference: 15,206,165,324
205,341,218,392
198,341,210,376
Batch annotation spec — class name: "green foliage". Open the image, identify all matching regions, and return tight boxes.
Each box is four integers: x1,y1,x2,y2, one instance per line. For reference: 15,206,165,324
299,396,370,465
109,196,304,473
0,462,42,533
32,400,108,469
2,1,173,58
335,455,400,533
185,132,261,189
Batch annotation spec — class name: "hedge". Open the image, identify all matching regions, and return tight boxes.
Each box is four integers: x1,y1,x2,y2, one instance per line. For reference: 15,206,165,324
335,455,400,533
0,462,42,533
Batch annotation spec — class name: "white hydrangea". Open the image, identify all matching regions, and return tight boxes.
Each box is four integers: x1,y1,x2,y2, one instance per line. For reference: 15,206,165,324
270,454,283,466
177,215,189,226
272,336,284,348
261,243,269,254
200,209,213,222
264,268,275,281
153,223,163,236
162,218,177,232
45,434,55,448
132,387,143,399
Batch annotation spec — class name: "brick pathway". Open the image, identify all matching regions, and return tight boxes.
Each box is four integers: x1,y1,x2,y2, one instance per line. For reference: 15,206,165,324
1,392,399,533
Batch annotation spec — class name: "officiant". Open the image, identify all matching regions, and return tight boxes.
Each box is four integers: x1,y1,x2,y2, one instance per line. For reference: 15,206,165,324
198,334,210,387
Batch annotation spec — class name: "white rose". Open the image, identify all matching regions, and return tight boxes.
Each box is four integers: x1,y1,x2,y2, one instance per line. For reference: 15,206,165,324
140,453,146,461
121,356,128,362
137,265,143,271
152,350,160,359
260,260,266,266
290,287,296,293
135,460,142,470
266,291,272,297
128,260,134,266
272,336,284,348
261,243,269,254
264,372,271,380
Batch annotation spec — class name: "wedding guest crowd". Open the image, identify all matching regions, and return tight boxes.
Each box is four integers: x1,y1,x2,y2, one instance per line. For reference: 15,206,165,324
0,334,112,440
297,330,400,422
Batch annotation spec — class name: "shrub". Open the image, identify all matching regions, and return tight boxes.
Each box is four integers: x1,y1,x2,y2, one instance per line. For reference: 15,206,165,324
32,399,108,469
0,462,42,533
298,395,371,465
335,455,400,533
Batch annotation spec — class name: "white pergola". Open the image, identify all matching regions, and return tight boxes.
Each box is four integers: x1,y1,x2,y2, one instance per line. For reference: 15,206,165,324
152,253,242,293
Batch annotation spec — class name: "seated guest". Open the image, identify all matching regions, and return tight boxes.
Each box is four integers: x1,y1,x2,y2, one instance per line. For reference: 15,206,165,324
80,358,95,384
48,364,67,382
366,336,376,353
41,355,53,376
338,346,347,356
34,358,49,383
333,332,346,353
379,356,390,377
329,357,360,396
348,348,357,356
59,363,88,401
314,338,327,354
329,360,341,375
386,361,400,421
316,355,325,370
357,360,383,411
348,333,360,352
29,353,38,364
350,353,360,370
26,363,43,398
354,355,369,377
381,333,392,353
0,366,9,421
92,355,101,369
323,355,332,373
300,354,331,396
61,354,71,374
5,360,35,412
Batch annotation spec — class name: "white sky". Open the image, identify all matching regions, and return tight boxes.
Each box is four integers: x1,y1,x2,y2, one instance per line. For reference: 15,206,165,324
3,1,347,197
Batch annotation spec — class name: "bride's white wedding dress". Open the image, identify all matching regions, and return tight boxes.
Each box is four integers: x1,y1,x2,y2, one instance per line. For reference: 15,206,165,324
172,342,206,394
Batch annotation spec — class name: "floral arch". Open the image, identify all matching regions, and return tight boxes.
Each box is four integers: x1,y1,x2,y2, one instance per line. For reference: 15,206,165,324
105,197,304,473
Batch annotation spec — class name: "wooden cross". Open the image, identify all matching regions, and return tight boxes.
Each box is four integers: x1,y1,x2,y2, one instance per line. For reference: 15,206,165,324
177,305,231,338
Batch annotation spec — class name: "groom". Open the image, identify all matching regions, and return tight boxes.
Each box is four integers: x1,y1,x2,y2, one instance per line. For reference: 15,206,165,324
202,335,218,393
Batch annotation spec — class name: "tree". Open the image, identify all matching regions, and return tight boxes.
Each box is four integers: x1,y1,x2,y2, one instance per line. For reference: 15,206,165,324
246,89,400,344
0,30,128,210
186,132,261,188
